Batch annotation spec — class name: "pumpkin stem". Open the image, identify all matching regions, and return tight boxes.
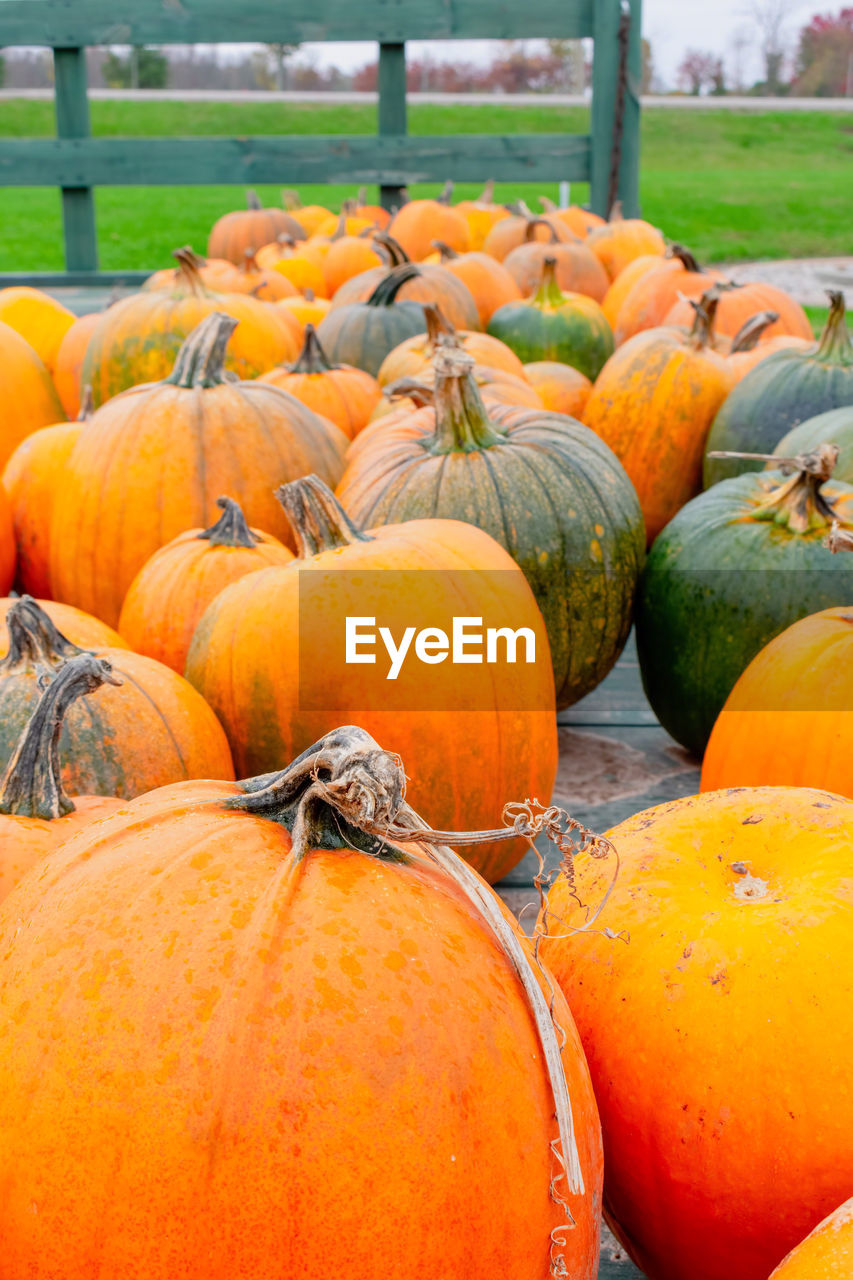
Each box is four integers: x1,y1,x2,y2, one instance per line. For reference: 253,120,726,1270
686,289,721,350
478,179,495,204
385,378,435,407
171,246,208,296
366,264,422,308
608,199,624,222
432,240,459,262
240,247,260,274
281,188,301,211
329,210,349,242
288,324,338,374
0,596,86,675
539,195,557,212
198,496,259,549
165,312,238,389
524,218,559,245
355,186,367,206
437,180,454,206
226,722,588,1197
422,303,457,350
668,244,702,274
826,520,853,553
429,346,503,455
730,311,780,353
77,385,94,421
276,475,371,558
246,190,262,211
708,443,846,534
815,291,853,364
372,232,411,267
303,287,316,303
533,257,565,310
0,654,121,821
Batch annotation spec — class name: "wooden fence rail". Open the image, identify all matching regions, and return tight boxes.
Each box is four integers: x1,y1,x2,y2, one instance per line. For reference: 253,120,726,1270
0,0,643,283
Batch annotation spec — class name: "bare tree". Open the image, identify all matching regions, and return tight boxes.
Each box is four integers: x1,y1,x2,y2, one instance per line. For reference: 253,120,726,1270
677,49,720,95
743,0,802,92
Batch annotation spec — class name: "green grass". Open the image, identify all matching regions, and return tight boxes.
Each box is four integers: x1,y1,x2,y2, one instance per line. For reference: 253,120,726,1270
1,101,852,271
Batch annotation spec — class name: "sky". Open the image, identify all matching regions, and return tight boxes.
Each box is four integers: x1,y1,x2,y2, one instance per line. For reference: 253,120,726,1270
288,0,825,90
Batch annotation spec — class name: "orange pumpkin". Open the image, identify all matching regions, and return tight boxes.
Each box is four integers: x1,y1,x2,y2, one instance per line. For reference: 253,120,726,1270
0,320,66,468
144,247,241,294
2,388,92,597
0,652,123,904
52,310,101,418
601,253,668,329
483,204,579,261
352,188,392,229
432,242,523,327
227,249,300,302
0,286,75,374
523,361,592,419
454,181,512,250
323,227,385,297
585,207,667,280
701,606,853,793
583,293,733,543
538,196,606,239
118,497,294,674
725,312,812,383
388,185,471,261
186,475,559,884
502,220,610,302
262,237,329,298
0,723,602,1280
539,785,853,1280
331,235,481,331
665,280,813,342
0,597,128,654
769,1198,853,1279
81,249,302,406
377,303,526,387
258,325,382,439
614,246,724,345
52,313,349,627
207,190,306,264
280,192,333,236
0,596,234,796
275,287,330,329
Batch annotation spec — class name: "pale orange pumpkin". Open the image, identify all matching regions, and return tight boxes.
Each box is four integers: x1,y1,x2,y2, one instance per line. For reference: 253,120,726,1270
614,246,724,345
769,1198,853,1279
207,190,306,264
523,361,592,419
502,220,609,302
388,185,471,261
585,207,667,280
258,325,382,439
538,196,606,239
432,242,523,327
377,304,527,388
665,280,813,342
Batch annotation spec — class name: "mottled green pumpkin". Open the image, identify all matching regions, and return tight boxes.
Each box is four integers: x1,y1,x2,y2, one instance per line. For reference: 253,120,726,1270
316,266,427,377
704,292,853,487
772,405,853,483
336,347,645,710
486,257,614,381
637,446,853,755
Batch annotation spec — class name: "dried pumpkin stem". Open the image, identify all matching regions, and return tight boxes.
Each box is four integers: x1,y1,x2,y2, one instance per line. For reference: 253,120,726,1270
276,475,371,557
668,244,702,273
171,246,208,296
0,654,121,820
826,520,853,553
0,597,86,674
246,190,262,211
729,311,780,354
289,324,338,375
422,303,457,350
432,240,459,262
371,233,412,268
366,264,422,308
524,218,559,245
429,346,503,454
385,378,435,407
198,496,259,549
708,444,843,533
165,312,238,389
815,291,853,364
686,290,720,351
77,385,95,421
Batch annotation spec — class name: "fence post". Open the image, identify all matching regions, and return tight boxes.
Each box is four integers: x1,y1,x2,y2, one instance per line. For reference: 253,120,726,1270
377,42,407,212
590,0,642,219
53,47,99,272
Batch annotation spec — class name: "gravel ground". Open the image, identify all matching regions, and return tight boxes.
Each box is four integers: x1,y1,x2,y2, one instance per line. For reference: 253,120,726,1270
724,257,853,306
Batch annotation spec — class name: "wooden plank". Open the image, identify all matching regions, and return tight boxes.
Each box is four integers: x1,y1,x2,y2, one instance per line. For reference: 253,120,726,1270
0,0,595,46
0,133,592,187
589,0,642,217
53,46,98,272
378,42,407,212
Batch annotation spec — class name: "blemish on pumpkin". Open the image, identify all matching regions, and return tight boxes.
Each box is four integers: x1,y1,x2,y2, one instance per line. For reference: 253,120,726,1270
732,871,769,901
741,815,763,825
384,951,406,972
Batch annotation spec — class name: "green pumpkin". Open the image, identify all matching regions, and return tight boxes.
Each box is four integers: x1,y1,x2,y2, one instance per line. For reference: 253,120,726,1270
486,257,614,380
637,446,853,756
704,291,853,487
336,346,645,710
772,404,853,483
316,266,427,377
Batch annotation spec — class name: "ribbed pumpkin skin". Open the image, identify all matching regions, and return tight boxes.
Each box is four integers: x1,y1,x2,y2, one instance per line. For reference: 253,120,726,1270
539,787,853,1280
337,384,645,711
0,320,66,468
388,198,472,260
257,329,382,440
332,264,481,332
0,773,602,1280
483,214,577,262
700,607,853,793
769,1199,853,1280
583,322,733,544
614,257,723,345
585,218,666,280
53,311,100,417
523,362,591,418
704,298,853,486
51,331,348,627
772,405,853,482
119,523,294,675
635,470,853,755
0,795,120,906
0,599,128,653
316,296,427,378
207,203,305,264
601,254,665,328
378,329,526,387
187,509,557,885
0,287,75,374
2,422,82,597
503,240,610,303
488,286,614,381
665,282,813,342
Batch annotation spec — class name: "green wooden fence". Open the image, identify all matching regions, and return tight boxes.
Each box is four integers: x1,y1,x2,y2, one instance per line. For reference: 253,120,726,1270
0,0,643,285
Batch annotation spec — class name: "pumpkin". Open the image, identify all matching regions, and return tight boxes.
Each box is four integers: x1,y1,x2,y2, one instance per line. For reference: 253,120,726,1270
601,253,668,329
523,362,591,418
226,249,300,301
701,606,853,794
377,303,526,387
352,187,392,230
280,191,333,236
538,196,606,239
81,248,302,406
665,280,813,342
52,310,101,417
275,287,331,329
635,446,853,755
585,206,667,280
583,293,734,544
0,320,66,468
323,227,384,297
263,236,330,297
487,257,614,381
0,596,234,795
315,267,428,378
0,286,75,374
483,203,579,261
725,312,811,384
118,497,294,675
0,724,602,1279
52,313,348,627
502,220,609,302
336,346,645,710
187,476,558,883
772,404,853,483
614,246,723,345
432,242,523,327
311,205,377,242
704,292,853,487
331,235,481,331
207,189,306,264
2,388,92,597
144,247,241,294
0,652,124,904
538,785,853,1280
257,324,382,439
388,185,471,261
769,1198,853,1280
454,181,511,250
0,598,127,654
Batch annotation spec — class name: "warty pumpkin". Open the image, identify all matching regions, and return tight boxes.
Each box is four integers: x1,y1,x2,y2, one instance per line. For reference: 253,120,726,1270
432,242,523,327
207,189,306,264
769,1198,853,1280
330,234,481,331
502,220,610,302
52,312,348,626
523,361,591,419
336,346,645,710
258,324,382,439
538,785,853,1280
0,286,75,374
52,309,101,417
387,185,471,260
118,497,294,675
0,319,66,468
0,724,602,1280
0,596,234,796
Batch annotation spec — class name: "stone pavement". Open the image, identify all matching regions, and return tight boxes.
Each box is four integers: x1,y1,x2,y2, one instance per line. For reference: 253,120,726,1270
725,257,853,307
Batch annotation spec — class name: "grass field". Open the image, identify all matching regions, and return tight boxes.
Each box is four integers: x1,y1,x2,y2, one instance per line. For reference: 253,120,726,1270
1,100,852,272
